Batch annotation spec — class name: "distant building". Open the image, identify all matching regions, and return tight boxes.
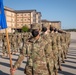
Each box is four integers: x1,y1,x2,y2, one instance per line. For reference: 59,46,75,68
41,19,51,26
0,6,42,33
36,12,42,23
0,6,61,33
41,19,61,29
51,21,61,29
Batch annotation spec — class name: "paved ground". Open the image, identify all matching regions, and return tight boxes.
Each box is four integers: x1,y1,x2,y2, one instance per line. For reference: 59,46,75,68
0,32,76,75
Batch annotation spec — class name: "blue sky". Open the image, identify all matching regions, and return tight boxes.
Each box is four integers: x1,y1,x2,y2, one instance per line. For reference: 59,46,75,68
3,0,76,29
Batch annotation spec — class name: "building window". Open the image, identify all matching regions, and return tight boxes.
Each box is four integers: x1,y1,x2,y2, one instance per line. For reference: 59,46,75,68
21,19,23,21
17,24,19,26
38,16,40,19
28,18,30,20
12,14,14,16
17,19,19,21
38,20,41,23
28,13,30,16
20,14,23,16
33,19,36,23
17,14,19,16
33,14,36,18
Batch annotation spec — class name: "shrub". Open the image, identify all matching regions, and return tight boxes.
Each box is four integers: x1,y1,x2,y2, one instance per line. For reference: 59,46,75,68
22,25,29,32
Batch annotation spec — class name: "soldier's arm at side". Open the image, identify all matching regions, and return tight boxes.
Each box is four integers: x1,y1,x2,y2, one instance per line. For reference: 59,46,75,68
10,53,25,74
13,54,25,69
13,45,27,70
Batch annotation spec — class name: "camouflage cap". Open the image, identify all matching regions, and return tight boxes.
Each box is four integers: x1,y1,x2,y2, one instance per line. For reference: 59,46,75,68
31,23,42,30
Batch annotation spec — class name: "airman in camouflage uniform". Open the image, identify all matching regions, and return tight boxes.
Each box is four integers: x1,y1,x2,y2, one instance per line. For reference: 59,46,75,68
2,34,8,57
11,34,17,54
68,32,71,47
59,31,65,62
65,32,71,54
41,24,55,75
63,32,67,59
56,29,62,71
16,33,22,52
10,23,50,75
50,27,58,75
8,33,12,51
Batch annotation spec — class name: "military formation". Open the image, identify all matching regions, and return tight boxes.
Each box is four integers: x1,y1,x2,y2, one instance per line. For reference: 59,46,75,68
0,23,71,75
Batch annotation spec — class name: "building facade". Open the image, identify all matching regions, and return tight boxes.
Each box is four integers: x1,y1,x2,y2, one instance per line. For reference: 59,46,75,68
0,6,61,33
51,21,61,29
36,12,41,23
0,7,42,33
41,19,61,29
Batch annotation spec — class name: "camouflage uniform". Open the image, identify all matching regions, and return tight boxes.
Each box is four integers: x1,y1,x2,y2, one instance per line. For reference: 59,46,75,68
8,33,12,50
63,33,67,59
0,34,2,42
41,24,55,75
14,36,49,75
2,34,8,56
68,32,71,47
13,23,50,75
16,33,22,52
57,33,62,69
11,34,17,54
60,33,66,62
65,32,71,54
51,32,59,73
42,32,55,75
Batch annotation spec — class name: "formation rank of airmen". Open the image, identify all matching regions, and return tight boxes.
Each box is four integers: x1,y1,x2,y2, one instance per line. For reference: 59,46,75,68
0,23,71,75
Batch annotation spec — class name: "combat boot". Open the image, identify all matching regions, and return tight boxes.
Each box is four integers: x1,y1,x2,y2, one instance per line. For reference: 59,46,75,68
62,60,65,63
58,66,62,71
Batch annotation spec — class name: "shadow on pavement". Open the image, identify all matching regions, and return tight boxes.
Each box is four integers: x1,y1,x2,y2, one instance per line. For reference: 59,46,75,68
0,54,27,64
58,70,75,75
2,57,18,62
68,52,76,54
62,64,76,69
69,47,76,50
0,70,9,75
0,61,25,72
67,54,76,56
65,60,76,64
67,56,76,60
0,62,10,67
18,67,24,71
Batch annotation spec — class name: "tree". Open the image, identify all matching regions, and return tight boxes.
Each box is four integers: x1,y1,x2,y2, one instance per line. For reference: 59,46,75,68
22,25,29,32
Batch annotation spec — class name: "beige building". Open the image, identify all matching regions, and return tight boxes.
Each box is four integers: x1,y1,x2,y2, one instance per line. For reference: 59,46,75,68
36,12,41,23
41,19,51,25
51,21,61,29
0,7,16,33
41,19,61,29
15,10,37,29
0,6,42,33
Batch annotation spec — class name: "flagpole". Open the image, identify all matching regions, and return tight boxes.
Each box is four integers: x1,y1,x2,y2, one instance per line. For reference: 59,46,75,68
5,28,14,75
